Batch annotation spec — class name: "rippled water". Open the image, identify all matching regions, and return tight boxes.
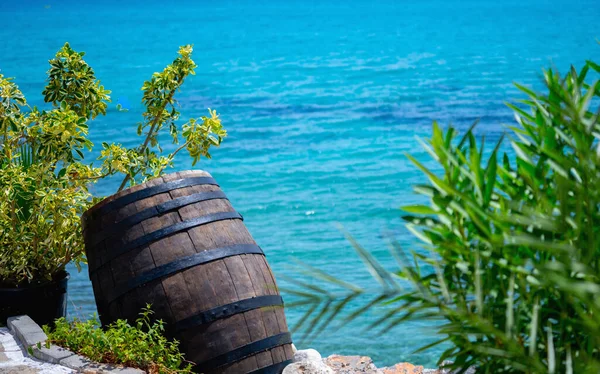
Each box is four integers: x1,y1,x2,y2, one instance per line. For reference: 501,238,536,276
1,0,599,367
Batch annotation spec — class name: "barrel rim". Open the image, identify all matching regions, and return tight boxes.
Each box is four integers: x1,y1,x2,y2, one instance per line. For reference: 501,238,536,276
81,170,212,222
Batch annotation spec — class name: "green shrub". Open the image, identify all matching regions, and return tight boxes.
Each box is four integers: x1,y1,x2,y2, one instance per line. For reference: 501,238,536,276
44,306,192,374
0,43,225,286
0,48,107,285
286,59,600,373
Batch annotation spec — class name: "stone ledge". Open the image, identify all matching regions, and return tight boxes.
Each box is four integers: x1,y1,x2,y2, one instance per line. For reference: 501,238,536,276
7,315,47,347
7,315,144,374
31,344,75,364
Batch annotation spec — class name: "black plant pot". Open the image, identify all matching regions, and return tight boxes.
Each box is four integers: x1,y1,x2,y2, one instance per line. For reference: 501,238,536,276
0,271,69,327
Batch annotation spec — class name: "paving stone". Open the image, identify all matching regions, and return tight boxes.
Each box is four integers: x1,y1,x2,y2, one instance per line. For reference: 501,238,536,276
6,316,47,347
31,344,74,364
58,354,94,370
0,365,40,374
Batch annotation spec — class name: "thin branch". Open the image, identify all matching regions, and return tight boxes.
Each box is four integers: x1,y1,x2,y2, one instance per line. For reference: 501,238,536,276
117,77,183,192
156,140,189,176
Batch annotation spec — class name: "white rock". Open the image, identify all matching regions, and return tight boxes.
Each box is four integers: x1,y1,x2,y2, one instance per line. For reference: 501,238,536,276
439,361,477,374
293,349,322,363
283,360,334,374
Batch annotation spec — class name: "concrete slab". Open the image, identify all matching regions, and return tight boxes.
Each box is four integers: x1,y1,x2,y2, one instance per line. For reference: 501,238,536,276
7,316,47,347
31,345,74,365
58,354,94,371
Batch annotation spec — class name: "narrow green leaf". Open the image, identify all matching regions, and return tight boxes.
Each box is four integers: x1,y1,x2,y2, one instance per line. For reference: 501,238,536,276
401,205,437,215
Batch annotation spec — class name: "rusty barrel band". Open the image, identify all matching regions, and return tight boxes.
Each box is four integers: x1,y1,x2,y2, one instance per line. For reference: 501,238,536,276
104,244,264,303
194,332,293,372
174,295,283,332
89,190,228,247
90,211,243,274
87,177,219,220
247,360,294,374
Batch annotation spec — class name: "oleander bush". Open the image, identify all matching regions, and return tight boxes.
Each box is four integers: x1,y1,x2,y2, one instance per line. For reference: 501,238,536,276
44,306,192,374
287,58,600,373
0,43,225,286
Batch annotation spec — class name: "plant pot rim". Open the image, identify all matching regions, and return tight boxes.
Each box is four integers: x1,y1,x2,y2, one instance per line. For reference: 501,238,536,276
0,270,70,291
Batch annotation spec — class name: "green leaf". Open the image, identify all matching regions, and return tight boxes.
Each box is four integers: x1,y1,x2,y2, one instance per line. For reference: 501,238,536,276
401,205,437,215
483,150,497,206
587,60,600,73
457,119,479,149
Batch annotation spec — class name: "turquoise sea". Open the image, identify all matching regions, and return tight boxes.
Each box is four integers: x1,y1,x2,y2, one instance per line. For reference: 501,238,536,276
1,0,599,367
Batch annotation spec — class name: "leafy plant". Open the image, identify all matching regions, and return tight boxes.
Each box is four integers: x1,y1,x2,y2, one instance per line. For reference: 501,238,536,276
105,44,226,191
44,305,192,374
0,43,225,286
0,49,105,286
286,59,600,373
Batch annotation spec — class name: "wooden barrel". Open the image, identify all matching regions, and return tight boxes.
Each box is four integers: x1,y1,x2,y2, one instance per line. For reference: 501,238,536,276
81,170,294,374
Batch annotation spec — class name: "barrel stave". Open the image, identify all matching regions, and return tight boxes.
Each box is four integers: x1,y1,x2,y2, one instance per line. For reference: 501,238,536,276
246,254,289,368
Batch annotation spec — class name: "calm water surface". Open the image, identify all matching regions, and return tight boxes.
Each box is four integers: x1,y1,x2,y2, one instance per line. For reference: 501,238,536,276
1,0,599,367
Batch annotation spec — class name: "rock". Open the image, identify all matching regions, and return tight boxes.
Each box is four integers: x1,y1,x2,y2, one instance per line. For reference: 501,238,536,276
438,361,476,374
381,362,424,374
283,360,335,374
291,343,298,354
324,355,381,373
286,349,331,374
294,349,322,363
